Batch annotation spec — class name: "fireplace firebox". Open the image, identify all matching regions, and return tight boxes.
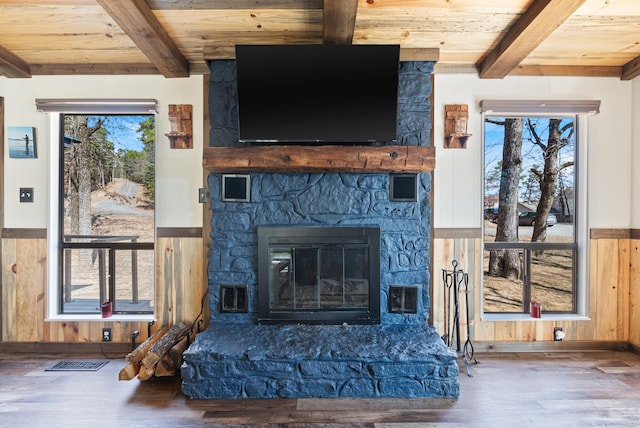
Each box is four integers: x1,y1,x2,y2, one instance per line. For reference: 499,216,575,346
257,226,380,324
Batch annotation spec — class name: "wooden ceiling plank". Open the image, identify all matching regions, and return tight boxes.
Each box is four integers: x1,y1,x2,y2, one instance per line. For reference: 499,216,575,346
147,0,323,10
400,48,439,62
511,64,621,78
153,10,323,34
323,0,358,45
0,44,31,78
95,0,188,78
479,0,586,79
202,31,323,60
621,55,640,81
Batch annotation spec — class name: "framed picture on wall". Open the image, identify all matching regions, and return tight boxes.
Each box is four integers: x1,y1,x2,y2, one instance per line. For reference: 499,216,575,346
8,126,37,159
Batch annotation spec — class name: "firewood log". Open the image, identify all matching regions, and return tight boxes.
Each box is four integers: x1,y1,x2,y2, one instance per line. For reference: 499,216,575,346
169,335,189,368
141,321,189,373
125,326,169,363
119,327,169,381
154,354,176,377
118,362,141,381
137,364,155,381
154,336,190,377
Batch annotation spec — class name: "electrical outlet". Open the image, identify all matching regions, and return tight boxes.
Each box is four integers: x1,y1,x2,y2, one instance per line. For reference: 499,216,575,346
554,327,565,341
102,327,111,342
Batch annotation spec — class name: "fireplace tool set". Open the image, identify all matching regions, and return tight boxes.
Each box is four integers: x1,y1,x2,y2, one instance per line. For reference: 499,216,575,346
442,260,478,377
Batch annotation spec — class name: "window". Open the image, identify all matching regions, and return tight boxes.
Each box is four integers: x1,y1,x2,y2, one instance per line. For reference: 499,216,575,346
40,99,158,319
483,112,583,316
59,114,155,315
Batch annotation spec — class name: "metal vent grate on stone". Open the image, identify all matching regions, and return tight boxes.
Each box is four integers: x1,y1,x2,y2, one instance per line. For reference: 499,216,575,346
45,360,109,371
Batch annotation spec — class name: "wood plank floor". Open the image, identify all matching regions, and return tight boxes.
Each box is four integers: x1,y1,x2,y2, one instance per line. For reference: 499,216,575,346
2,350,640,427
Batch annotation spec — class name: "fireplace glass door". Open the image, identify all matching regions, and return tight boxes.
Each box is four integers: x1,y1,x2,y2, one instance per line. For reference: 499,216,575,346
270,244,370,311
258,226,380,324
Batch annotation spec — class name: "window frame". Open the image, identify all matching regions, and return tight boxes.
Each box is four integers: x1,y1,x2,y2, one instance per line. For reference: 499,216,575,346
45,103,157,321
481,109,590,319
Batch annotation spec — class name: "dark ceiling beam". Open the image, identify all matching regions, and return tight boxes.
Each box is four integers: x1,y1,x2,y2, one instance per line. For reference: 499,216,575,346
621,55,640,80
479,0,586,79
323,0,358,45
0,45,31,78
96,0,189,78
29,63,161,76
28,62,210,76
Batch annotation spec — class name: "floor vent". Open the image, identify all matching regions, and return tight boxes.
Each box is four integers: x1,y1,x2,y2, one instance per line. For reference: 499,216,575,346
45,360,109,371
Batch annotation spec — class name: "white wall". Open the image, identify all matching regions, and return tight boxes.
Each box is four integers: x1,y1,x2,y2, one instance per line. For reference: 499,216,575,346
1,74,204,228
433,74,633,229
3,73,634,230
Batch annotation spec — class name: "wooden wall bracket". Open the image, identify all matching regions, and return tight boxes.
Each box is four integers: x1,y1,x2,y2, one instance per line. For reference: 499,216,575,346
166,104,192,149
444,104,471,149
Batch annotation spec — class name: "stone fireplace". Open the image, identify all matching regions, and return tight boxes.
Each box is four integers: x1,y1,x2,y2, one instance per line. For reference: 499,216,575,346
180,60,460,399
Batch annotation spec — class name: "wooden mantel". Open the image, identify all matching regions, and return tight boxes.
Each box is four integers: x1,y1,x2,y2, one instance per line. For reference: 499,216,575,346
203,145,435,173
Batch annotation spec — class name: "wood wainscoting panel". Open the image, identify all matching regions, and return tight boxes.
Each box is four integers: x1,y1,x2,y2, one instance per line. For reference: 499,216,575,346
432,230,482,343
1,238,46,341
1,237,155,344
591,238,630,342
156,236,205,329
629,237,640,347
1,233,205,345
434,230,633,345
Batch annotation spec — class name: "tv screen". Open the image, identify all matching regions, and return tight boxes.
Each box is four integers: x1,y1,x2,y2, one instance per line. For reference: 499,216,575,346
235,44,400,144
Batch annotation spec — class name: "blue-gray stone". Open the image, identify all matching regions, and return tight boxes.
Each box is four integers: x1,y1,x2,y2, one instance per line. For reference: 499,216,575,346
379,377,426,398
182,323,459,399
339,378,377,397
369,362,437,377
278,379,338,398
234,360,294,375
244,377,277,398
299,360,360,377
200,362,227,378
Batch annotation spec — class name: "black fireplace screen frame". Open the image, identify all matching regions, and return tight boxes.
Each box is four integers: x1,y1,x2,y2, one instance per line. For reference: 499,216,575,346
257,226,381,325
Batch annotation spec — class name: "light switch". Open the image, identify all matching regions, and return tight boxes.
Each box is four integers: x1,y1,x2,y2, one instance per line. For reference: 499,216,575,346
19,187,34,203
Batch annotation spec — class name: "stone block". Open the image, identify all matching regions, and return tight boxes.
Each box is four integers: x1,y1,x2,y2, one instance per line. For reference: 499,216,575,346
379,377,426,398
244,377,278,398
369,362,437,377
339,378,377,397
299,360,364,377
233,360,295,376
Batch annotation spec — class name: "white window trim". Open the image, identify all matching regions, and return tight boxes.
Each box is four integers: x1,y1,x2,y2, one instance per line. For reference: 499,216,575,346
36,98,157,114
480,99,600,115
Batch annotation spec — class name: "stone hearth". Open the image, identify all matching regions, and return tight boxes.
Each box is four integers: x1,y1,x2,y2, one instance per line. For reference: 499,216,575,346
182,323,459,399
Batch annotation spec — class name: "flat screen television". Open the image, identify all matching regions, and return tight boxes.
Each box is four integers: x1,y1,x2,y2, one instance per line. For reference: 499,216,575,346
235,44,400,144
